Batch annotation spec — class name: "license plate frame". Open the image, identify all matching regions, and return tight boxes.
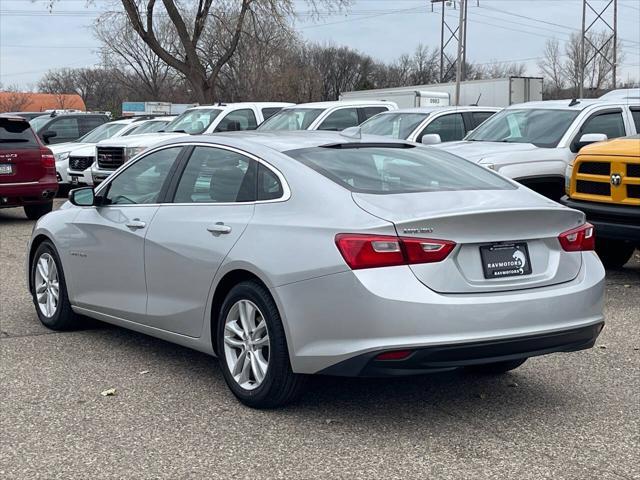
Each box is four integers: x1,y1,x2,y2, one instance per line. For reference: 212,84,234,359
0,164,13,175
479,242,532,279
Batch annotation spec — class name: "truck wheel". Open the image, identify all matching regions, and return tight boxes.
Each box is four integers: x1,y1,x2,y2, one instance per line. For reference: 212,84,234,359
24,202,53,220
596,239,634,269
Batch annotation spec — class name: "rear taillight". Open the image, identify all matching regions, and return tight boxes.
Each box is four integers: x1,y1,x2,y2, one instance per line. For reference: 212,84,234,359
40,147,55,168
335,234,456,270
558,223,595,252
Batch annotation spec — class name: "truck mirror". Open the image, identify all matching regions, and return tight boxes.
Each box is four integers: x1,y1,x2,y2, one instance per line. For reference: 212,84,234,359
421,134,442,145
576,133,607,151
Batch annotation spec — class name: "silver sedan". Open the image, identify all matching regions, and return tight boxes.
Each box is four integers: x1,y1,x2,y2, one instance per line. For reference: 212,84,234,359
27,131,605,408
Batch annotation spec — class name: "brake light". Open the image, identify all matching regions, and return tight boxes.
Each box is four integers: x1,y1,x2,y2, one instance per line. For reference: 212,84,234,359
558,223,595,251
335,234,456,270
40,147,55,168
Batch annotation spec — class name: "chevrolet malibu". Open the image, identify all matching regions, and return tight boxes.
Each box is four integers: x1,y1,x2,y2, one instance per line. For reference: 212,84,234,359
27,131,605,408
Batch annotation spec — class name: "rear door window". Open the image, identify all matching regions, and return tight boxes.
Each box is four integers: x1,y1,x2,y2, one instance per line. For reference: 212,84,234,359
214,109,258,132
261,107,282,121
318,108,359,131
419,113,465,142
359,107,389,123
80,116,107,135
471,111,496,129
630,108,640,133
580,111,626,140
0,117,39,149
173,147,257,203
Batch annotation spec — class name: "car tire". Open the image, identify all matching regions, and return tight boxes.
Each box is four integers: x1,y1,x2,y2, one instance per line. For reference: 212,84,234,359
464,358,527,374
596,239,634,269
30,241,80,330
216,280,306,408
24,202,53,220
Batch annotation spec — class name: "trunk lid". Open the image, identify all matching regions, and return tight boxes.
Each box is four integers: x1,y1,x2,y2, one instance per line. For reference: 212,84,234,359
352,189,585,293
0,117,45,184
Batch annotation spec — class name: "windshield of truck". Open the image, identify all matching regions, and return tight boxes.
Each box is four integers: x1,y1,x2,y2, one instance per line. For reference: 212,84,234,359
164,108,222,134
360,112,430,139
78,122,129,143
257,108,324,131
466,108,580,148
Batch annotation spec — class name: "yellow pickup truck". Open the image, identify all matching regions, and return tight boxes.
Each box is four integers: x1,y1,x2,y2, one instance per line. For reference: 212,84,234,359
561,135,639,268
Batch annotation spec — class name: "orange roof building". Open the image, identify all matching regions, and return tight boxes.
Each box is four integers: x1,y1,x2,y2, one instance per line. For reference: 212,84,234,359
0,92,86,113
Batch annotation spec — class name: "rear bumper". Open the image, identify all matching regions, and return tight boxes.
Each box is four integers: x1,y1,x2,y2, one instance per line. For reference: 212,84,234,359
560,196,640,242
0,180,58,207
319,322,604,376
274,251,605,375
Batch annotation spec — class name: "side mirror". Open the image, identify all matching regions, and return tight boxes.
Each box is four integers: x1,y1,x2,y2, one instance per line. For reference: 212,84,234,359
41,130,57,144
421,134,442,145
69,187,95,207
575,133,607,151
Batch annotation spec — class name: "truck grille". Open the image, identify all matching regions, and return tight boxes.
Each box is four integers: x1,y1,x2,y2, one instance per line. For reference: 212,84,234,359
578,161,609,175
576,180,610,196
97,147,125,170
69,156,94,171
627,164,640,178
571,157,640,206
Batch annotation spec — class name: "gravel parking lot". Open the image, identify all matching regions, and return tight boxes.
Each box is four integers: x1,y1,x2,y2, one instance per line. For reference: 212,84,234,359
1,199,638,480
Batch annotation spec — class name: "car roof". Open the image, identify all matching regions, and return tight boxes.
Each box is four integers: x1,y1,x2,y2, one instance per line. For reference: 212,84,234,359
187,102,293,111
379,106,501,114
0,113,30,122
282,100,396,109
506,98,638,111
186,130,410,153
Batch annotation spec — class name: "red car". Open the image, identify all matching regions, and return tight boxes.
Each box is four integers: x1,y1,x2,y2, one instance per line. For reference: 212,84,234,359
0,115,57,219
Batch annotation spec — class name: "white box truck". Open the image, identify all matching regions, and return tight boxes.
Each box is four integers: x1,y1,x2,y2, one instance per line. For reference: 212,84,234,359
340,76,543,108
339,89,449,108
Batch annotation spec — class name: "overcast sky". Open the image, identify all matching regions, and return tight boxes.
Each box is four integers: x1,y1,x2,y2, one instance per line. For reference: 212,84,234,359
1,0,639,90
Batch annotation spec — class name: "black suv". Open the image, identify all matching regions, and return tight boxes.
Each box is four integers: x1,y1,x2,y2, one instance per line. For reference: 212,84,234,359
29,112,109,145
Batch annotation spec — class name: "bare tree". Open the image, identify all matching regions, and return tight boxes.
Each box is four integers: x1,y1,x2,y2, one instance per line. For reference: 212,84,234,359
538,38,566,99
118,0,349,103
95,13,181,100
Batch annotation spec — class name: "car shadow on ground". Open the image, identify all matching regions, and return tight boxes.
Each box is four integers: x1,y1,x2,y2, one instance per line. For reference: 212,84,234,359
74,319,568,422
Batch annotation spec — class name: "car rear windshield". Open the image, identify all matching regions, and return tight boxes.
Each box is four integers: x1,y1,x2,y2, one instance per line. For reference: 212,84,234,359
360,112,430,139
466,108,580,148
285,145,515,194
257,108,324,131
0,117,39,148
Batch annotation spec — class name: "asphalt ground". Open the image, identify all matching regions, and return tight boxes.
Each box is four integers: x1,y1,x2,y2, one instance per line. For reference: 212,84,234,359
1,199,639,480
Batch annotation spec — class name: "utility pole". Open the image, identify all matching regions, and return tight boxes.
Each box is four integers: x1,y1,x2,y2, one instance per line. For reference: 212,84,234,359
431,0,472,104
454,0,466,105
580,0,618,98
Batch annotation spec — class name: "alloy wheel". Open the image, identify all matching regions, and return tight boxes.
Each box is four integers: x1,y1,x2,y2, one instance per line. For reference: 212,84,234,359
34,253,59,318
223,299,270,390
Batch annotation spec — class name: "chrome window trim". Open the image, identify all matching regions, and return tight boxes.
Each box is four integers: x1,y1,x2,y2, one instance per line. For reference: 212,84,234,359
94,141,291,207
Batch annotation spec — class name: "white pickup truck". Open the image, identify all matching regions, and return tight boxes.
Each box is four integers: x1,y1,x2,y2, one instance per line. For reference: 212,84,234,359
434,94,640,199
90,102,292,185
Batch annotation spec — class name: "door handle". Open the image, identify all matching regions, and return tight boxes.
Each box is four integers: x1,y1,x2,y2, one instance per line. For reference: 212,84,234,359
125,219,146,230
207,222,232,235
